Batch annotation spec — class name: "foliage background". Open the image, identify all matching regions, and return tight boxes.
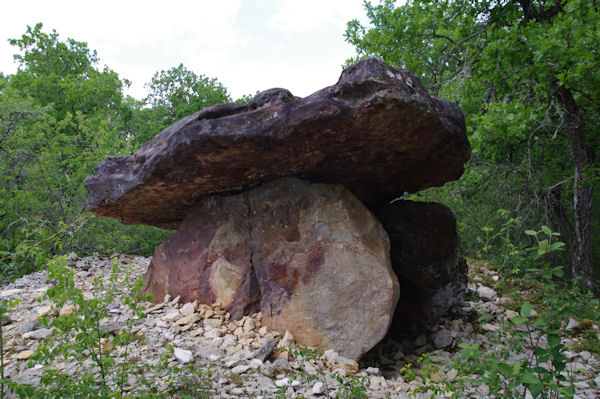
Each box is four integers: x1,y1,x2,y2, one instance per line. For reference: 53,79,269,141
1,0,599,289
0,24,238,280
346,0,599,285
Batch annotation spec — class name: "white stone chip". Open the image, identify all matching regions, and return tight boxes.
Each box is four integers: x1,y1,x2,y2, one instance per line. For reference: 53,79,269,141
163,308,180,322
179,302,196,317
275,377,289,387
0,289,22,298
231,364,250,374
173,347,193,364
312,381,325,394
23,328,53,340
36,305,56,318
477,286,497,301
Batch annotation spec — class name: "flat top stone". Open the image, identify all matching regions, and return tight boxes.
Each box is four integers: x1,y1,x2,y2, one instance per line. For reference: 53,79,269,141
85,58,470,229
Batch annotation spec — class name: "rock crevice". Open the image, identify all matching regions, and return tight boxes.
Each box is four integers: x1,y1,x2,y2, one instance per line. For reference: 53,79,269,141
143,178,399,360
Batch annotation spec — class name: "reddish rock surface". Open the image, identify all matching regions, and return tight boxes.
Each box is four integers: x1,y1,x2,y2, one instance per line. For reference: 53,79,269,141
143,194,261,319
85,59,470,229
371,200,467,334
143,178,399,359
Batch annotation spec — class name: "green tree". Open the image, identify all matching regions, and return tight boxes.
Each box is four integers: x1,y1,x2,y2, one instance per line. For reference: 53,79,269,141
0,24,169,277
144,64,229,126
346,0,599,292
1,24,244,278
126,64,233,146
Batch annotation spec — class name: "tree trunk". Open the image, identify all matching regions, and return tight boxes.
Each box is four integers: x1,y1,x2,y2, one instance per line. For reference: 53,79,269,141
552,82,597,294
543,182,574,249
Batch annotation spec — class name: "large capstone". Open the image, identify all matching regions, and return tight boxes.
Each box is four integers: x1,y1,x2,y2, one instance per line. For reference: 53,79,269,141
143,178,400,360
84,58,469,229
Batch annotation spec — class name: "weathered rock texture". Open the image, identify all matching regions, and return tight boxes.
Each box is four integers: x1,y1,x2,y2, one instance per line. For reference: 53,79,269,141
85,58,470,229
143,194,261,319
144,178,399,360
371,200,467,334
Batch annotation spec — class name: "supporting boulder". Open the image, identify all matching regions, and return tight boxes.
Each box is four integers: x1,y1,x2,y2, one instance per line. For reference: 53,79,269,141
144,178,400,360
143,193,261,319
371,200,467,334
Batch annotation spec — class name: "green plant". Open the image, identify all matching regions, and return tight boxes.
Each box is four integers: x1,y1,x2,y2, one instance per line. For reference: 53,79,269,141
275,345,326,397
459,301,575,398
133,344,212,398
346,0,600,292
161,363,212,399
477,209,527,275
335,374,368,399
282,345,369,399
571,324,600,354
287,344,323,364
274,385,287,399
10,255,151,398
225,372,243,387
457,226,590,398
6,255,214,398
288,344,323,383
399,353,462,398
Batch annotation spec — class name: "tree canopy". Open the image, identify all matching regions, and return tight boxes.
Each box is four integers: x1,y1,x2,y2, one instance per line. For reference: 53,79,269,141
0,24,236,279
1,12,598,293
347,0,599,290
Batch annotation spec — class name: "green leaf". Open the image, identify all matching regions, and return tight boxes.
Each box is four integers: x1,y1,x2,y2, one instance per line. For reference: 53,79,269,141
547,334,561,348
541,225,552,235
520,301,531,318
534,318,546,328
518,371,540,385
550,242,565,251
525,230,537,236
552,267,564,277
511,315,527,325
512,362,522,374
497,362,513,375
528,382,545,398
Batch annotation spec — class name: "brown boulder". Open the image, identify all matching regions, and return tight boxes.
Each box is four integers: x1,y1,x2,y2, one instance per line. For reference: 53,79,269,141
371,200,467,334
144,178,399,359
85,59,469,229
143,194,261,319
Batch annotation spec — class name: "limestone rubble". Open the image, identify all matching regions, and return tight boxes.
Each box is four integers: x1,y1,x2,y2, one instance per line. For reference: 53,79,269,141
2,256,598,398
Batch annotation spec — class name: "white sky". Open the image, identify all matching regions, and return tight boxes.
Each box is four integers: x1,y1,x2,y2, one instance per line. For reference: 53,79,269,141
0,0,379,101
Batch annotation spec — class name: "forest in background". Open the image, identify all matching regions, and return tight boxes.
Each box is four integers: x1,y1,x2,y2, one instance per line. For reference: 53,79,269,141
346,0,599,292
0,0,599,293
0,23,245,279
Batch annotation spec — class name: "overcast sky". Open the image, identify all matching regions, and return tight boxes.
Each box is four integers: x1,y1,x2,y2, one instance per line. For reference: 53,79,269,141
0,0,380,100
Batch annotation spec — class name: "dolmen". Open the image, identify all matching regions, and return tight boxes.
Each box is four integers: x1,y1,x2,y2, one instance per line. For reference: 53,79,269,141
85,59,471,360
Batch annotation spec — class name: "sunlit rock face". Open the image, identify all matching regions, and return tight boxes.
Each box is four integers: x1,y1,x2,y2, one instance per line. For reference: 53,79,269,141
84,59,470,229
143,178,400,360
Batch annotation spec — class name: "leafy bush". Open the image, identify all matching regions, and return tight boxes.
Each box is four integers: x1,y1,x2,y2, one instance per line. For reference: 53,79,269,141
5,255,212,398
457,225,599,398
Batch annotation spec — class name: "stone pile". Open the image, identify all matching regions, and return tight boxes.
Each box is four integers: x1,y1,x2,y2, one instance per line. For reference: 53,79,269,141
1,256,598,398
84,58,472,358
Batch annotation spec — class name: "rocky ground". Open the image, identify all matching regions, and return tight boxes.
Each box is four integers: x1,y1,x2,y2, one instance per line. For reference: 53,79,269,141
1,254,598,398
